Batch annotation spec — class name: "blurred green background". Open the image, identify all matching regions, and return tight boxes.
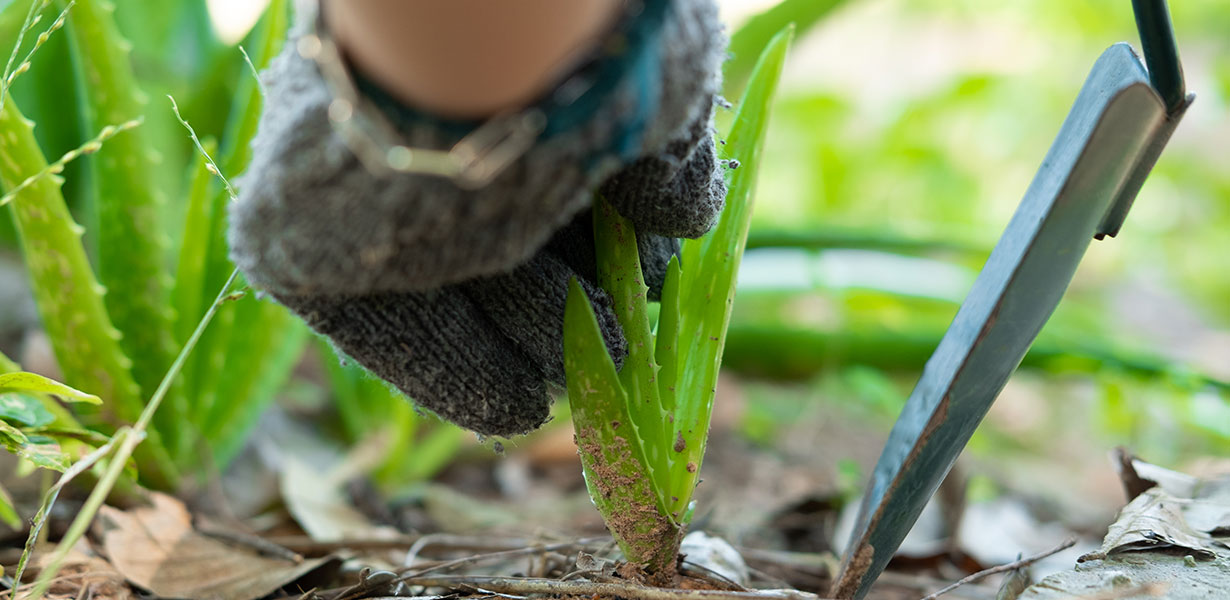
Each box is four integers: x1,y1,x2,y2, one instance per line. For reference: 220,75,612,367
0,0,1227,496
716,0,1230,467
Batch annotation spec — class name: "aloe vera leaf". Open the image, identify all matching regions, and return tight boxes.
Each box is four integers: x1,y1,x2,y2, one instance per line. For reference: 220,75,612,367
200,0,287,296
320,341,395,442
186,0,286,423
591,199,674,495
59,0,178,406
201,298,307,469
182,0,293,471
670,27,792,520
2,1,92,225
381,418,463,486
171,137,216,345
110,0,219,92
564,278,679,576
165,141,215,462
654,255,682,417
0,92,177,489
724,0,846,97
321,343,465,489
0,2,44,242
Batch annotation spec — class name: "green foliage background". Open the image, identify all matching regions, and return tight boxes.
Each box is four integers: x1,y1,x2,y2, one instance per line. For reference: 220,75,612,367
0,0,1226,494
730,0,1230,466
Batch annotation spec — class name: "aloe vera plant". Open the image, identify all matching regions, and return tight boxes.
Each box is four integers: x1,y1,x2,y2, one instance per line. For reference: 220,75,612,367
0,0,305,489
564,27,792,579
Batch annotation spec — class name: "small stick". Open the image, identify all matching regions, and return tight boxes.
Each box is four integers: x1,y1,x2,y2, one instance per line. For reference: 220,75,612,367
919,539,1077,600
397,575,826,600
265,535,424,556
398,538,610,576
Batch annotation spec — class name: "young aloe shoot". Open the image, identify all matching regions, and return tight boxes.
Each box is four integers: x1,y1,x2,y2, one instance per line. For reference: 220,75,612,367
564,27,792,582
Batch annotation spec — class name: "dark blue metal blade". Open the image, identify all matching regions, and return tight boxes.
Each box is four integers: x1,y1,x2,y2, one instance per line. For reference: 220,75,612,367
830,42,1192,600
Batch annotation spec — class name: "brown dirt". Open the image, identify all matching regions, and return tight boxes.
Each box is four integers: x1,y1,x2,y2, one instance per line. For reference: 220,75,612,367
577,426,682,582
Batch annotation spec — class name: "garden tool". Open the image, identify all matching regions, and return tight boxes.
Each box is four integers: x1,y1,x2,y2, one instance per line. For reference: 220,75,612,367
831,2,1192,598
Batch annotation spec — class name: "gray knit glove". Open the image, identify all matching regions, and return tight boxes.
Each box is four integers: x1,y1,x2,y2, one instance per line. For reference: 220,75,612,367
229,0,728,436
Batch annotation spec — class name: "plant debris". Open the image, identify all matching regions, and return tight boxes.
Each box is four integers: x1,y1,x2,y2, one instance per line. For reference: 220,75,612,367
97,493,336,600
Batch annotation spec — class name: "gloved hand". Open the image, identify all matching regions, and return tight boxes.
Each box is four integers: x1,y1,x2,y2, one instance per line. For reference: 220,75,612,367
229,0,729,437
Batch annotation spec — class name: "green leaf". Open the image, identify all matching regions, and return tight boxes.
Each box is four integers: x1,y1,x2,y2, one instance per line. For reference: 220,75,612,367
0,480,20,529
0,351,19,373
0,371,102,404
725,0,847,98
654,255,682,416
0,92,175,488
26,425,112,446
321,341,398,442
0,423,69,472
201,299,308,468
164,138,217,461
669,26,793,521
109,0,221,93
172,138,218,346
2,0,92,223
0,352,101,438
60,0,179,406
0,418,29,446
174,0,295,473
196,0,287,308
0,393,55,427
591,199,672,492
564,277,680,574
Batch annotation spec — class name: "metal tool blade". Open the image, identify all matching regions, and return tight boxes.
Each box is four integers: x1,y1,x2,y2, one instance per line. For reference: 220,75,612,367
830,42,1192,600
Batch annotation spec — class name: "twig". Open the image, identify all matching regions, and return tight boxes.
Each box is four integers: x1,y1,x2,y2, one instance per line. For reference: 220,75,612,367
239,45,264,95
24,268,242,600
317,538,609,600
397,538,609,577
1,0,73,93
0,119,142,207
681,561,752,592
737,547,833,576
197,520,304,563
400,534,607,570
0,0,48,113
919,539,1076,600
0,569,118,599
265,535,423,556
167,94,237,200
399,576,826,600
10,432,127,588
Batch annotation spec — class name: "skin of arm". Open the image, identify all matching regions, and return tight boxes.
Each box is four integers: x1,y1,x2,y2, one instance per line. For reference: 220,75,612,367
323,0,626,119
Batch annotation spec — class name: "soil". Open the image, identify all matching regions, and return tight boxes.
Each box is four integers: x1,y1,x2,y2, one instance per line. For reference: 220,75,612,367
0,370,1171,600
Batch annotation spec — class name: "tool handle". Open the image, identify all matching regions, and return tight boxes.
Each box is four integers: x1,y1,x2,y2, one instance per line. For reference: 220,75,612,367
1132,0,1185,111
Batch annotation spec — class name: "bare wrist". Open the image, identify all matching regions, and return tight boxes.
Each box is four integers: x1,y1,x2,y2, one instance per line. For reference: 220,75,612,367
323,0,625,119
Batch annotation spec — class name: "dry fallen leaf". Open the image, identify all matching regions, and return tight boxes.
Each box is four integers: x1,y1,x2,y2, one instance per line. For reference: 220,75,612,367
1189,476,1230,535
1023,460,1230,600
30,540,133,600
1112,451,1230,536
1099,488,1227,559
99,492,332,600
280,454,401,541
